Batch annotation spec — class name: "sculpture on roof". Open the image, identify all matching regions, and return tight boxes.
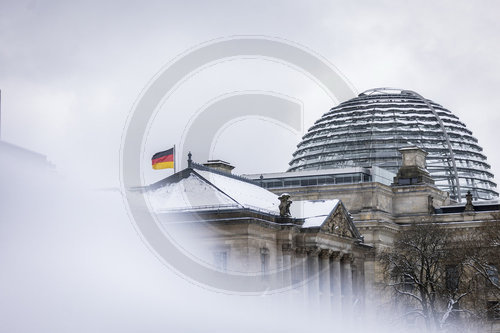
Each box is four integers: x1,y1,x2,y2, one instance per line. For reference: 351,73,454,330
278,193,292,217
464,191,475,212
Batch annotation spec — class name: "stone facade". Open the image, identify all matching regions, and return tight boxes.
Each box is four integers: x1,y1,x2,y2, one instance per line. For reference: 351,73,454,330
148,147,499,329
261,147,500,330
157,200,373,312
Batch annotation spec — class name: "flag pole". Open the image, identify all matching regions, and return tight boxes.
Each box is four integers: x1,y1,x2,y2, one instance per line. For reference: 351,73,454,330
173,144,176,173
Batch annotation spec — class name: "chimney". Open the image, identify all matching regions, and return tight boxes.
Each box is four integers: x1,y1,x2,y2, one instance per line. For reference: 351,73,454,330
393,146,434,186
203,160,235,174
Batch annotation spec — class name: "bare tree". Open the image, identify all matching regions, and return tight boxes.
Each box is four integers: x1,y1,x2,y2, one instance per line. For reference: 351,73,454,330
462,214,500,291
380,221,498,332
458,215,500,325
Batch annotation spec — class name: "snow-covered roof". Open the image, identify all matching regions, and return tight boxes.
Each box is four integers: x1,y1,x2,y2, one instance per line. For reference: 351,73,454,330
147,166,363,239
147,168,280,215
196,170,280,213
291,199,340,228
147,172,238,211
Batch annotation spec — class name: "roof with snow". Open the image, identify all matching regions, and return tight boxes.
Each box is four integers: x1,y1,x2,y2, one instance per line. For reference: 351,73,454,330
146,162,362,240
291,199,340,228
147,163,280,215
292,199,361,239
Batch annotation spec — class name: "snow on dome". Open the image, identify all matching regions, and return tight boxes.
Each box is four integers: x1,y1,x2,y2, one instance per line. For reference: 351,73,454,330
288,88,498,201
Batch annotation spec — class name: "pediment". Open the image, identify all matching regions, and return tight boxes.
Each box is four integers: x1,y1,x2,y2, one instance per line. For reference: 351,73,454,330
320,203,360,239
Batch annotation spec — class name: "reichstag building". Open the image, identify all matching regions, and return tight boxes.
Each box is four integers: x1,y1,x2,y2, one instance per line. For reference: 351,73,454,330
146,88,499,331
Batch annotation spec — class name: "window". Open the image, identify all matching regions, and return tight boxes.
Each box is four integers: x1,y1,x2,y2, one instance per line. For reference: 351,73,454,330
260,248,270,275
398,178,411,185
284,179,300,187
300,178,317,186
318,177,327,185
487,301,500,320
336,176,352,184
446,265,459,291
402,274,414,292
213,251,227,272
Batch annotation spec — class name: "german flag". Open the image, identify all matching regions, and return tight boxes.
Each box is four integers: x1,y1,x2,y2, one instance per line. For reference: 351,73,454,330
152,147,174,170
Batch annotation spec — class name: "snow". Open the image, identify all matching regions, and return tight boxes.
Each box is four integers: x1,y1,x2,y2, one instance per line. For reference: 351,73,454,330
148,170,280,214
196,170,280,214
291,199,340,228
148,169,343,225
147,173,239,212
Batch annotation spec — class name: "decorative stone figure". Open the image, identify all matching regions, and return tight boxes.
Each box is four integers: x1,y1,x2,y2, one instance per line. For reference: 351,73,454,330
428,195,434,215
278,193,292,217
464,191,474,212
322,209,353,238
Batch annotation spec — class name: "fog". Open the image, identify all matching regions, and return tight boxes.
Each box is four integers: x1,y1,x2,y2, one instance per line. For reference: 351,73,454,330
1,1,499,331
0,152,411,332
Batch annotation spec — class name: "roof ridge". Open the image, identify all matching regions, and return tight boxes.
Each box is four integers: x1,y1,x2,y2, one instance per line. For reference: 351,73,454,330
191,161,260,186
190,169,244,209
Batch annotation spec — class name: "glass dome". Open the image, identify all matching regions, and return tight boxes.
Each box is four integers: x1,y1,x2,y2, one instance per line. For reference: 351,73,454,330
288,88,498,201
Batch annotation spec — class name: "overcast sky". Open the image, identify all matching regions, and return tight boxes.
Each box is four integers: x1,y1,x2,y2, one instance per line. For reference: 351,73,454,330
2,2,500,331
1,0,499,188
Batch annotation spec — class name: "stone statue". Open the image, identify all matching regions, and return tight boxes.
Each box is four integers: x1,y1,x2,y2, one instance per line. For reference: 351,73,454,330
428,195,434,215
464,191,474,212
278,193,292,217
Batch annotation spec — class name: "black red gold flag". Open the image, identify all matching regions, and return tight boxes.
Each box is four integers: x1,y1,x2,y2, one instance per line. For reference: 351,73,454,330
152,147,174,170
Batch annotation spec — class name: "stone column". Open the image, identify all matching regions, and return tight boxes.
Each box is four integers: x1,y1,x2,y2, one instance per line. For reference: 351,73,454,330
357,258,366,311
306,247,320,309
319,249,332,311
294,248,308,304
330,251,342,313
351,260,358,308
363,254,376,315
341,254,353,315
281,243,293,289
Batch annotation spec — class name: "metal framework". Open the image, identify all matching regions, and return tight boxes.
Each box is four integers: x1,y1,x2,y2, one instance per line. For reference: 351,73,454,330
288,88,498,201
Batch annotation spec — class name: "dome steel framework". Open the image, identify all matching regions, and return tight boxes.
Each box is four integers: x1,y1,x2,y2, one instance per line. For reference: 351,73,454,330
288,88,498,201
